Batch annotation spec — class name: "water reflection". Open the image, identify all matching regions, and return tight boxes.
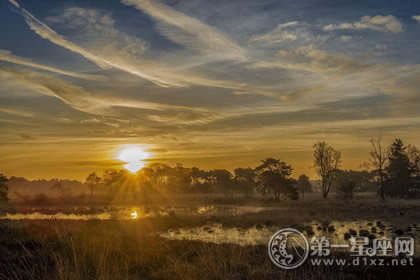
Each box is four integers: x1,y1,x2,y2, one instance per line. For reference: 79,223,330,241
130,210,138,219
160,224,273,246
0,205,270,220
160,220,420,255
0,212,111,220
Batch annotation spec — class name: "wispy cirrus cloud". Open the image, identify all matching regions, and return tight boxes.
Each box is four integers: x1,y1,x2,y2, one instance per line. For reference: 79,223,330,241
120,0,246,61
0,49,103,80
250,21,298,44
9,1,255,90
44,7,148,58
8,0,110,68
249,45,372,77
8,0,191,87
323,15,403,33
0,107,35,118
0,65,214,116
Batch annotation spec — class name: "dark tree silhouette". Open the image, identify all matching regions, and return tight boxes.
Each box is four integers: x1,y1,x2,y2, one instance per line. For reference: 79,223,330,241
385,139,416,198
369,136,386,199
208,169,233,198
170,163,192,193
85,172,101,200
234,167,256,197
296,174,312,199
0,173,9,201
102,169,128,197
334,170,370,199
313,141,341,199
255,158,298,200
408,145,420,189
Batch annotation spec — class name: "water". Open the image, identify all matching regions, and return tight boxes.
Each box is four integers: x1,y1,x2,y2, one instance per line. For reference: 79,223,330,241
0,205,272,220
161,224,274,246
159,220,420,255
2,207,419,255
0,212,112,220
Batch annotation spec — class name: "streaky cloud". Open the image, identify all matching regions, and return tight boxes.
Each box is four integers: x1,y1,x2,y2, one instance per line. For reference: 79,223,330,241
0,65,215,116
249,45,372,76
0,49,103,80
8,0,189,87
0,107,35,118
9,2,254,90
250,21,299,44
121,0,246,61
323,15,403,33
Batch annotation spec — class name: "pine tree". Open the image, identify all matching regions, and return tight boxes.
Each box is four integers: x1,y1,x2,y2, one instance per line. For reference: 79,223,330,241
385,139,414,197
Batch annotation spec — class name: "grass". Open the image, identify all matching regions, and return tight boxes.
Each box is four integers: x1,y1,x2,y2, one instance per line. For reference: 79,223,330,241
1,219,419,280
1,193,420,279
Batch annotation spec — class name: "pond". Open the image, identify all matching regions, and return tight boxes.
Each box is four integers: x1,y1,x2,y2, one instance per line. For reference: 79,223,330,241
159,220,420,255
0,205,275,220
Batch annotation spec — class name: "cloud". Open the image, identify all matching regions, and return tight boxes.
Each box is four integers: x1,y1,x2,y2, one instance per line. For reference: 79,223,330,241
0,65,211,116
413,15,420,22
10,2,257,90
0,65,108,114
323,15,403,33
8,0,191,87
18,133,35,140
7,1,333,100
147,111,224,125
251,21,298,44
195,94,389,131
249,45,372,76
8,0,19,8
120,0,246,61
249,23,329,48
0,107,35,118
45,7,148,58
8,0,110,68
340,35,352,42
0,49,103,80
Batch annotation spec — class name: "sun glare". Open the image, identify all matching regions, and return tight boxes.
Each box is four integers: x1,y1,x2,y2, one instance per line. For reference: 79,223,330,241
130,210,138,219
117,146,150,173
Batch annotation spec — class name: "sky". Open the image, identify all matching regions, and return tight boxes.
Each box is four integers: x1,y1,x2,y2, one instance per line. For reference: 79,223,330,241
0,0,420,180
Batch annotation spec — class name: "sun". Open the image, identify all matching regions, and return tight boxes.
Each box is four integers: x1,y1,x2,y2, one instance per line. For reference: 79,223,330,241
117,146,150,173
130,210,138,219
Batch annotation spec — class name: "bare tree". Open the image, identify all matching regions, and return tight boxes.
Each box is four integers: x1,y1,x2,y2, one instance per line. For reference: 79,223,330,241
313,141,341,199
369,137,386,199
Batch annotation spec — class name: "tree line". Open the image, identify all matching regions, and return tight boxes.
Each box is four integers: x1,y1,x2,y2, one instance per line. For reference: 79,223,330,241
82,137,420,201
313,138,420,199
83,160,312,201
0,138,419,202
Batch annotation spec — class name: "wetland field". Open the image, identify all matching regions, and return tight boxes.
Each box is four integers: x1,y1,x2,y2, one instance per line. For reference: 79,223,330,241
1,193,419,280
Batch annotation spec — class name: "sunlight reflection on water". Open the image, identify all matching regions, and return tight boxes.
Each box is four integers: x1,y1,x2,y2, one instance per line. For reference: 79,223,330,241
0,205,269,220
0,212,112,220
